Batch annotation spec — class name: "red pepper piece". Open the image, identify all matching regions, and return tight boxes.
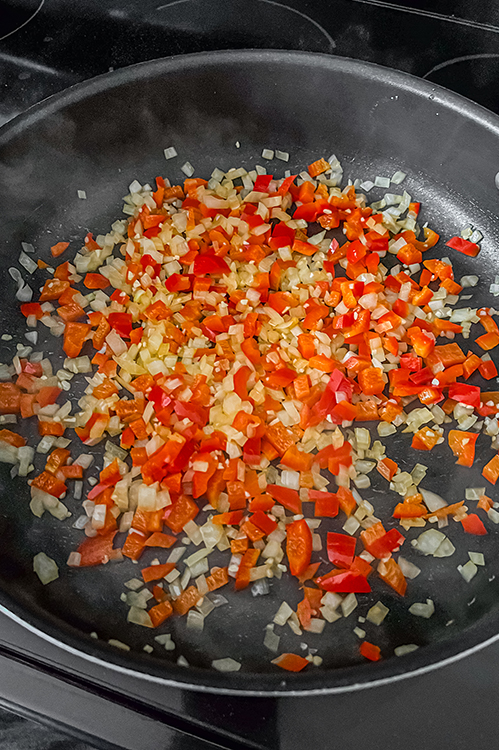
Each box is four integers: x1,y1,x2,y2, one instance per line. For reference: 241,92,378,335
359,641,381,661
461,513,488,535
77,532,118,566
327,532,356,568
267,485,302,515
286,519,312,577
316,571,371,593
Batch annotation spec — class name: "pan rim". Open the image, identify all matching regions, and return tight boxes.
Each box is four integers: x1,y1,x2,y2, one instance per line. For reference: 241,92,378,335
2,48,499,695
3,48,499,144
2,600,499,697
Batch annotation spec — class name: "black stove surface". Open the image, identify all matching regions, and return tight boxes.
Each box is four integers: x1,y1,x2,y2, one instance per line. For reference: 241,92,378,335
2,1,499,748
4,0,499,125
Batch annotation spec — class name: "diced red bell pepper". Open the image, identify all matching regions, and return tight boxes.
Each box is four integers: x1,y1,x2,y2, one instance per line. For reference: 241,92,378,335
233,365,251,399
448,383,481,409
241,337,261,364
141,563,176,583
286,519,312,576
327,532,356,568
315,444,352,475
77,532,118,566
192,453,218,499
411,427,440,451
51,241,69,258
378,558,407,596
148,600,173,627
336,486,357,516
479,359,498,380
193,254,230,276
243,436,261,467
163,494,199,534
165,273,191,292
400,353,422,372
281,444,312,472
476,332,499,351
83,273,110,289
173,586,201,615
308,157,330,177
407,327,435,358
144,532,177,548
173,400,208,426
267,484,302,514
311,490,339,517
393,502,426,519
445,236,480,257
461,513,487,535
58,301,85,322
108,312,133,337
0,383,21,413
272,653,310,672
122,531,148,561
235,549,260,590
316,571,371,593
254,174,273,192
251,510,278,536
45,447,70,474
483,454,499,484
377,457,398,481
63,322,91,358
206,567,229,591
265,422,295,456
276,175,297,196
361,522,405,558
212,510,244,526
264,367,297,389
359,641,381,662
448,430,478,467
39,279,70,301
31,470,67,498
20,302,44,319
358,366,386,395
0,429,25,447
38,421,65,437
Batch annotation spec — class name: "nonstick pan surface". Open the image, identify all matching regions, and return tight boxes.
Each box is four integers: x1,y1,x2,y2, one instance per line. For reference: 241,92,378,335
1,50,499,695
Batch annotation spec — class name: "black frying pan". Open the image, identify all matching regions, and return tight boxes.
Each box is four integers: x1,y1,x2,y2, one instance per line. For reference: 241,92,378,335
1,50,499,696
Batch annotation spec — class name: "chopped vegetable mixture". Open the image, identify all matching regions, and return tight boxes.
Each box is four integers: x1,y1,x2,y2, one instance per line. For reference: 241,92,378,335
2,153,499,673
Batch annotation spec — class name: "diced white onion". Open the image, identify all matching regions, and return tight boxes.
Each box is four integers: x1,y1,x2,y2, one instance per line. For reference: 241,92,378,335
412,529,445,556
397,556,421,579
341,593,358,617
458,561,478,582
420,488,447,512
273,601,293,626
409,599,435,618
67,552,82,567
186,610,205,631
33,552,59,585
395,644,419,656
127,606,154,627
469,552,485,566
366,601,389,625
181,162,195,177
212,657,241,672
433,537,456,558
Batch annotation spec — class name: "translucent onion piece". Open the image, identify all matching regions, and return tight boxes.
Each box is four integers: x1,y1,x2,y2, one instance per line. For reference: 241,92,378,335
33,552,59,584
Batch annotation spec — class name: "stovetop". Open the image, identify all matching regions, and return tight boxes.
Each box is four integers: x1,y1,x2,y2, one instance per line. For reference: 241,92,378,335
3,1,499,748
4,0,499,128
